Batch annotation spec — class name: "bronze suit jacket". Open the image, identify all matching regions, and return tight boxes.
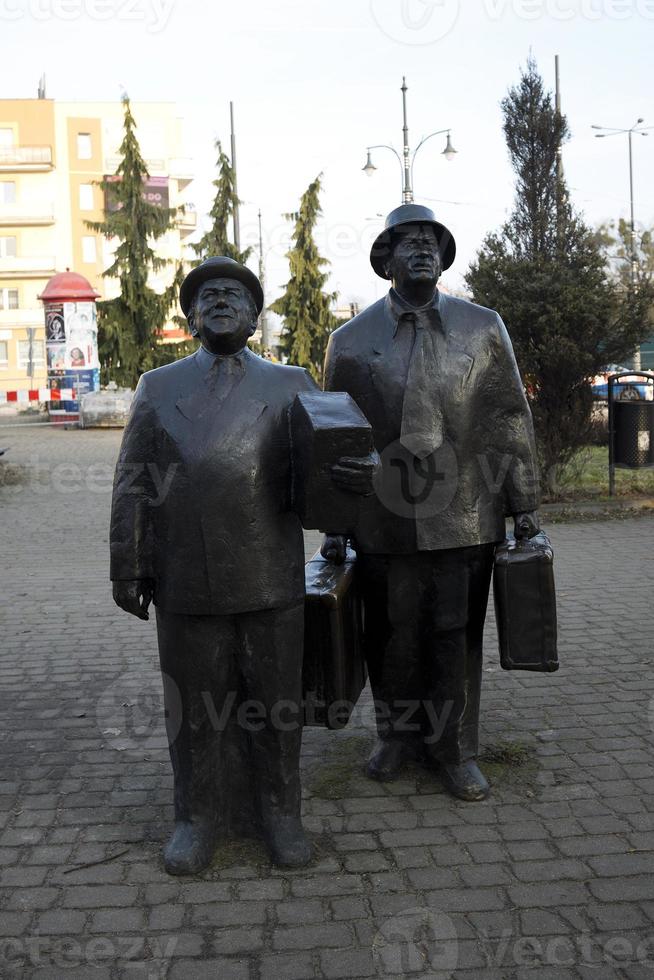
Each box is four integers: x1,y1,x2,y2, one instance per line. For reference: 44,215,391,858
110,346,317,615
323,290,540,554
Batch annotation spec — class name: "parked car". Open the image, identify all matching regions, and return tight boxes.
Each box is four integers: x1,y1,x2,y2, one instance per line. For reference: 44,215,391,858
591,365,653,401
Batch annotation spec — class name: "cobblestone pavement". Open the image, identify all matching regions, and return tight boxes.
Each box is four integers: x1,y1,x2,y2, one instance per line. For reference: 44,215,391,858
1,424,654,979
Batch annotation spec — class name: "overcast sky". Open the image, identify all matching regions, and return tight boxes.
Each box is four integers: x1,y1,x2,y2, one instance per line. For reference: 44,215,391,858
4,0,654,311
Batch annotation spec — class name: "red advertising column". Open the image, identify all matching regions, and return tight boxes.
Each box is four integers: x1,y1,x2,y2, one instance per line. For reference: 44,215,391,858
38,270,101,422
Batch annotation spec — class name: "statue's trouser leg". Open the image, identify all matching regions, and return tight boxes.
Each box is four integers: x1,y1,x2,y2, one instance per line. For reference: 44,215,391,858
156,609,240,832
358,546,495,762
233,602,304,823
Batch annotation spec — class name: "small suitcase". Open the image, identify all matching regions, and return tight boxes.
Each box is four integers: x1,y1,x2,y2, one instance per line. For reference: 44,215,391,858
290,390,373,534
303,548,367,729
493,531,559,672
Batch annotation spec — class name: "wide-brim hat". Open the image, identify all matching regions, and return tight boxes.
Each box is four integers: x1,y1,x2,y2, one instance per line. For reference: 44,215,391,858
180,256,264,316
370,203,456,278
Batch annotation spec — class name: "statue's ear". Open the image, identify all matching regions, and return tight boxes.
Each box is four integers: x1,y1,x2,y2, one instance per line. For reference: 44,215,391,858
187,309,198,338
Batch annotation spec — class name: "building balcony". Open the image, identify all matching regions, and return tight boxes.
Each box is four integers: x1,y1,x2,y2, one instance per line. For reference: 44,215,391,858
169,157,194,191
0,309,43,327
105,156,166,175
0,146,54,172
0,256,56,279
178,208,197,237
0,202,55,227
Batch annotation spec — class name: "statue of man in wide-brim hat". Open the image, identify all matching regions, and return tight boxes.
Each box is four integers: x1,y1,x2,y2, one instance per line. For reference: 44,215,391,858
322,204,541,801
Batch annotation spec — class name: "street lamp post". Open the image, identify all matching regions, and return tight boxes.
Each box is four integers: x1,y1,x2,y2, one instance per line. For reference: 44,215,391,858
362,76,457,203
592,118,652,370
591,118,652,286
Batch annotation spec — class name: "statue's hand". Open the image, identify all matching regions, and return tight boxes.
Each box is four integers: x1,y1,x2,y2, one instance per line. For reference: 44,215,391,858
112,579,154,620
513,511,540,540
321,534,347,565
330,450,380,497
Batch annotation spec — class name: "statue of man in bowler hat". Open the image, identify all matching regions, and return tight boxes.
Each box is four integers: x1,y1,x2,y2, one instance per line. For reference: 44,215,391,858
322,205,540,801
110,257,374,872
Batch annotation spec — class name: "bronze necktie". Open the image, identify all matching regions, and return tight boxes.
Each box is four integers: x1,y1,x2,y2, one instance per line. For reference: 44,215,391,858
400,309,444,459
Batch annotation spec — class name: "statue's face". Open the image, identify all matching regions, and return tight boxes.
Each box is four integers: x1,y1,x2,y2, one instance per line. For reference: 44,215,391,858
386,224,442,295
190,277,256,355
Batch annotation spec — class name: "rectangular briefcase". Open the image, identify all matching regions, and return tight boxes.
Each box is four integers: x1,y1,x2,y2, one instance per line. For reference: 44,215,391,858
290,390,373,534
303,548,367,729
493,531,559,672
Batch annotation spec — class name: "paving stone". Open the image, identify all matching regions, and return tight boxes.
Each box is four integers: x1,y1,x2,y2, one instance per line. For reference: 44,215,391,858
272,923,353,951
212,927,264,954
61,885,138,909
508,881,589,908
320,947,375,977
192,901,267,927
330,896,369,920
290,874,364,898
259,952,315,980
168,960,249,980
89,907,146,933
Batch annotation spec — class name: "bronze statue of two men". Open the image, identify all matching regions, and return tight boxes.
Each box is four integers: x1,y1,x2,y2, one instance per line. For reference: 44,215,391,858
110,205,540,874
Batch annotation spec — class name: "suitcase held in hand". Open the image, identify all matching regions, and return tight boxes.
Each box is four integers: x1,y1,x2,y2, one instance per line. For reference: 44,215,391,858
303,548,367,729
493,531,559,672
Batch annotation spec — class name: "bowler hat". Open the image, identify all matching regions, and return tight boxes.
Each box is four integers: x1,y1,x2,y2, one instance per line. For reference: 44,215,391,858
370,203,456,279
180,256,264,317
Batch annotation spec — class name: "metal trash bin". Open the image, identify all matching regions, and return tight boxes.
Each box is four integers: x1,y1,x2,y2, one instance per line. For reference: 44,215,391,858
608,371,654,494
613,400,654,468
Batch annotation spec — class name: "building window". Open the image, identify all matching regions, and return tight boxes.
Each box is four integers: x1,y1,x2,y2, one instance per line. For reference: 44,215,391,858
17,339,45,369
0,129,14,147
77,133,92,160
79,183,94,210
0,341,8,366
81,236,96,263
0,288,18,309
0,182,16,204
0,236,17,258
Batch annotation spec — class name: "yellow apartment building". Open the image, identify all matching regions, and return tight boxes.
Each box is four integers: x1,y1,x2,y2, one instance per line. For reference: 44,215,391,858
0,97,195,395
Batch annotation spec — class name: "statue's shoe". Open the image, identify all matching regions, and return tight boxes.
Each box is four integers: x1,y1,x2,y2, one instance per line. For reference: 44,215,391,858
163,820,214,875
439,760,490,802
264,815,312,868
366,738,418,781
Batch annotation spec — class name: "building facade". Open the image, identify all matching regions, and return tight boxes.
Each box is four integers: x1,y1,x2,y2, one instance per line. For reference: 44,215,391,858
0,97,195,395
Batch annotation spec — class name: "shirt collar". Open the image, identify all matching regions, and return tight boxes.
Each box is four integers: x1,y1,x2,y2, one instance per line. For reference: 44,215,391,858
195,344,249,374
387,287,442,337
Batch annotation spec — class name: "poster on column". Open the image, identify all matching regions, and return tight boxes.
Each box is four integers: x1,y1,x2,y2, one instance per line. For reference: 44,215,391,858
63,302,99,370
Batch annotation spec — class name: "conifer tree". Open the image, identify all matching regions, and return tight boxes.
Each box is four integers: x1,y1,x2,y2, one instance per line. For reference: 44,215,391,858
192,140,251,265
87,95,186,387
465,58,653,487
270,174,337,381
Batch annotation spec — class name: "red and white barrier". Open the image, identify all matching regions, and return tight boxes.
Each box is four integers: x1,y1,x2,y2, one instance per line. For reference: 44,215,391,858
0,388,77,403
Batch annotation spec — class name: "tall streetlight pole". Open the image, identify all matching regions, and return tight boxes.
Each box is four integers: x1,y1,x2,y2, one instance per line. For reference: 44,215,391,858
362,76,457,203
257,209,269,350
591,118,652,286
230,101,241,253
592,118,652,371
